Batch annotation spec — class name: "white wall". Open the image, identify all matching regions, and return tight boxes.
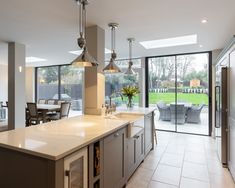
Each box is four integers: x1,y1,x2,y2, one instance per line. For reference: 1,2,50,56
0,64,8,102
25,67,35,102
211,49,222,137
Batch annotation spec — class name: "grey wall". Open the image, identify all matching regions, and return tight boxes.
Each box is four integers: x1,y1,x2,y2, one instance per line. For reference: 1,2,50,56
0,64,8,102
8,42,26,129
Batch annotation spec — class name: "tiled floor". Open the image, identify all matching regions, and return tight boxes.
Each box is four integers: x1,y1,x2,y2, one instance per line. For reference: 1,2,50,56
126,131,235,188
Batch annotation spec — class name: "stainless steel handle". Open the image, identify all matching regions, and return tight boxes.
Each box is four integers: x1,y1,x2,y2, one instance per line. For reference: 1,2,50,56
134,135,140,139
65,170,71,188
114,132,119,137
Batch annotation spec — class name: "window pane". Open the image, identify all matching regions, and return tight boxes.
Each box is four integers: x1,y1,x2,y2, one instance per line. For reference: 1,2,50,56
37,66,59,100
148,56,176,131
105,59,141,107
60,66,84,112
176,53,209,135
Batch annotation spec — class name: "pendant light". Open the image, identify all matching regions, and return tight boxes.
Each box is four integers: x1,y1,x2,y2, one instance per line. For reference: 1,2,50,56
103,23,121,73
71,0,99,67
124,38,136,75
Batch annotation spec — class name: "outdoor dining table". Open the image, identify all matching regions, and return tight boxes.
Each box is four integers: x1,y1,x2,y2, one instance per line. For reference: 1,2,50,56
36,104,61,122
167,102,192,108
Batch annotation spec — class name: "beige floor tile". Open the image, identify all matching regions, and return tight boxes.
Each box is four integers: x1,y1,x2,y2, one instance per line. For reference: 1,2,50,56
207,158,225,175
127,131,235,188
180,177,210,188
184,151,207,164
140,154,160,170
126,178,149,188
151,146,166,157
182,161,209,182
148,181,177,188
152,164,181,186
165,144,185,155
132,166,155,181
160,153,184,167
209,171,235,188
185,143,205,153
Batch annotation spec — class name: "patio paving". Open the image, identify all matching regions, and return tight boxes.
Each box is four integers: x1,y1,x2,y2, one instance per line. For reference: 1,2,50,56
154,108,209,135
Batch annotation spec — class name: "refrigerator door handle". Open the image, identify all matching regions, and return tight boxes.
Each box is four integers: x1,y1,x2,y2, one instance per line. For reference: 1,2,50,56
215,86,221,128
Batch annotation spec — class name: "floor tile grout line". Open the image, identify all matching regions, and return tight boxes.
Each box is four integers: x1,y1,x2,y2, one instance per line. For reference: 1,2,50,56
178,134,186,188
150,179,178,187
146,130,170,188
204,137,214,188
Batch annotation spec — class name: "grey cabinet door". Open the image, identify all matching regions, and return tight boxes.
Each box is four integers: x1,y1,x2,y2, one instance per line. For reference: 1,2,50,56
135,130,144,165
103,128,126,188
145,113,153,155
126,129,144,180
127,137,135,179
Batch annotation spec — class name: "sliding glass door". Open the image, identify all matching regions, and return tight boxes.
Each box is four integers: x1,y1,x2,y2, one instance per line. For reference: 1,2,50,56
147,52,210,135
148,56,176,131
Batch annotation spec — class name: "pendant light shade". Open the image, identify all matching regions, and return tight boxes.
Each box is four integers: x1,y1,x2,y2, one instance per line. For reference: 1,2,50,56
103,23,121,73
125,38,136,75
72,0,98,67
71,47,99,67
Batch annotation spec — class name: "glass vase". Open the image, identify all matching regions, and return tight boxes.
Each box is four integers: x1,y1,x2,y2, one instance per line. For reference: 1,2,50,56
126,96,134,109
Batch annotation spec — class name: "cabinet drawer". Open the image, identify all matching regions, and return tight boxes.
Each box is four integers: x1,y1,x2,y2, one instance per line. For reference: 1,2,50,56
104,128,125,144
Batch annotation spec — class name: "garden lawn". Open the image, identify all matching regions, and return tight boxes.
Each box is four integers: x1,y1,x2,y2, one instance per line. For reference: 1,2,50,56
146,92,208,105
114,92,208,106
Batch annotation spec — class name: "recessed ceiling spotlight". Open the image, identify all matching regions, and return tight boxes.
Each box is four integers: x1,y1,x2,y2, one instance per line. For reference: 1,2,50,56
26,57,47,63
201,19,208,24
199,45,203,48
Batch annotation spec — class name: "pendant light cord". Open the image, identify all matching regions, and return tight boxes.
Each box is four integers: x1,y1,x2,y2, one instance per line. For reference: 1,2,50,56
82,1,86,39
111,26,115,53
129,39,132,62
79,1,83,37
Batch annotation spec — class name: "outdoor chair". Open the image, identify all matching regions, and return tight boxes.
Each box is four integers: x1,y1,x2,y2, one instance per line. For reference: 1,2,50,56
186,104,204,124
170,104,186,124
157,102,171,121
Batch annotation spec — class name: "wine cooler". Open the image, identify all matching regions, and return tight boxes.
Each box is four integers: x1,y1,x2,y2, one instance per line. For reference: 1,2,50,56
64,147,88,188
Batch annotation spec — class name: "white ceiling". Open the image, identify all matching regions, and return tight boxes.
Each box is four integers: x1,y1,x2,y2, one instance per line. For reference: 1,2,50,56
0,0,234,67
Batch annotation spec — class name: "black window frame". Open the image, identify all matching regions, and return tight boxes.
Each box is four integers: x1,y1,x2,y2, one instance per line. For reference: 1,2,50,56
145,51,212,136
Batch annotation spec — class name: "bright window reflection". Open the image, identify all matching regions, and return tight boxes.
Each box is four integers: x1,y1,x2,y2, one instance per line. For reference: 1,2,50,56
37,66,59,99
105,59,141,107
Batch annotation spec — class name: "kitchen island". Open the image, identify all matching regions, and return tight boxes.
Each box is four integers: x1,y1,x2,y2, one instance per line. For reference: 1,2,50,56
0,107,155,188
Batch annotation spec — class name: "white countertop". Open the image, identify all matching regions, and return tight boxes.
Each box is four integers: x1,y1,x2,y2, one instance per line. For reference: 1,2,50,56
0,107,156,160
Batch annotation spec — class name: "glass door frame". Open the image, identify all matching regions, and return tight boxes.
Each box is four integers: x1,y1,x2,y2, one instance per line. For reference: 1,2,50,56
145,51,212,136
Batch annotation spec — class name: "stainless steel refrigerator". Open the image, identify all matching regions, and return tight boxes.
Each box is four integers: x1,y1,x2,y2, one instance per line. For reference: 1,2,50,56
215,67,228,166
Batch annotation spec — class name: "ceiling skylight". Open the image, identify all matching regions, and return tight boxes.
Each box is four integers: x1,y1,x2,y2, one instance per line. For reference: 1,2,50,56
69,48,111,55
26,57,47,63
140,34,198,49
105,48,112,54
69,50,83,55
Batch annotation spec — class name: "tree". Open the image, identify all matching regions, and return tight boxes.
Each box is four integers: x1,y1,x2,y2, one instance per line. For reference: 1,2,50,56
177,56,195,80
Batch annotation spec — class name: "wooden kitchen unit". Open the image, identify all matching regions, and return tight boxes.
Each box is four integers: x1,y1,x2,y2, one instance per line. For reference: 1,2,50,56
0,108,155,188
